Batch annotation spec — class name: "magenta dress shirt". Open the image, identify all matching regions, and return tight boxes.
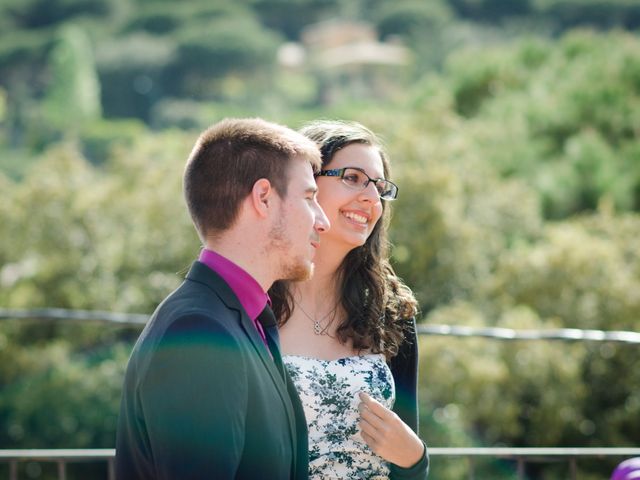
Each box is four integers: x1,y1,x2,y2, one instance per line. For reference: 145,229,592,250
198,248,269,346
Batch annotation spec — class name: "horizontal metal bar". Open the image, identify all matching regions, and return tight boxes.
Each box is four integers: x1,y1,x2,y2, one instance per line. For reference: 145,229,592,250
1,308,640,343
1,447,639,462
0,449,115,460
0,308,147,326
427,447,640,457
417,324,640,343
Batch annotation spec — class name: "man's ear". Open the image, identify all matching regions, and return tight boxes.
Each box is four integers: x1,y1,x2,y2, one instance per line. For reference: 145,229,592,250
250,178,273,219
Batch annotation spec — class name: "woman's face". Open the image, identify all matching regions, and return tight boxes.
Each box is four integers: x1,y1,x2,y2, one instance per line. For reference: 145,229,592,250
315,142,385,250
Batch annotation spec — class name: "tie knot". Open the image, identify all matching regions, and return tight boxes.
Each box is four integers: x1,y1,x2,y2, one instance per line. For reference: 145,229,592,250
256,305,277,329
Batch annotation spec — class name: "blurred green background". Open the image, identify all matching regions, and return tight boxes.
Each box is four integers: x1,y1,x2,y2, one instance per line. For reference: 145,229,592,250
1,0,639,478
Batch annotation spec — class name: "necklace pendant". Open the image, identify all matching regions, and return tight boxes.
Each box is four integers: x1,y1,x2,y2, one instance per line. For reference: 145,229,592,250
313,321,322,335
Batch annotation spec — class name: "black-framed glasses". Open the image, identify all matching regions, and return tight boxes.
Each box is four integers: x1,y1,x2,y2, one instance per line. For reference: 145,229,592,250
316,167,398,200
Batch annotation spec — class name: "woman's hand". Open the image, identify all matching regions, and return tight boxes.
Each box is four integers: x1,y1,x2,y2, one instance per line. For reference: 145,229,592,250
358,391,425,468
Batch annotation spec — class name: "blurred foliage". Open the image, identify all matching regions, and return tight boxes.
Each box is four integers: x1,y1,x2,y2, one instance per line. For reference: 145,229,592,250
440,31,640,218
0,321,130,449
252,0,339,39
1,1,639,479
41,24,102,143
533,0,640,30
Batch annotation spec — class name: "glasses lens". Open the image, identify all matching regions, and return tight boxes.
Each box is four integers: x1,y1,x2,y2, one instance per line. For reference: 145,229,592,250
341,168,398,200
374,181,387,197
379,181,398,200
341,168,366,188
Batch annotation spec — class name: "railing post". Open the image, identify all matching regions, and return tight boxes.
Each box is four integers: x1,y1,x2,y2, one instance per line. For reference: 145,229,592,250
517,457,526,479
108,457,116,480
57,460,66,480
9,460,18,480
569,457,577,480
467,455,475,480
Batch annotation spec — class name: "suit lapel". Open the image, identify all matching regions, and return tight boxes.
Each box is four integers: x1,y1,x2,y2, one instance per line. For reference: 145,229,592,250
237,309,298,454
185,262,298,466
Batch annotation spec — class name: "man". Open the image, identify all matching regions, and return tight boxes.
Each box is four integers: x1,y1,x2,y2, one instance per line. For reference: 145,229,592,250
116,118,329,479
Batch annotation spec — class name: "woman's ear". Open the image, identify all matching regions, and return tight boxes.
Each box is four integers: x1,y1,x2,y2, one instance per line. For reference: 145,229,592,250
250,178,273,219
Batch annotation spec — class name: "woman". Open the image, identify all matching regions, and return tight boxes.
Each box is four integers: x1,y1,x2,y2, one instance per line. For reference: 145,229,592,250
270,120,428,479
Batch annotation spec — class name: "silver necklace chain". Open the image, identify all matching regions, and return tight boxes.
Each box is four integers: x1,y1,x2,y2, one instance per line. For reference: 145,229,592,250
294,300,337,335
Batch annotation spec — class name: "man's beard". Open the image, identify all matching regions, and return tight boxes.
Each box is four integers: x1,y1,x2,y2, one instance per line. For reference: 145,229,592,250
267,215,313,282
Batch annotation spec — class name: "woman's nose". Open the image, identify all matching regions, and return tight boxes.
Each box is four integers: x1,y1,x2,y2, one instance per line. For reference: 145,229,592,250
359,181,381,202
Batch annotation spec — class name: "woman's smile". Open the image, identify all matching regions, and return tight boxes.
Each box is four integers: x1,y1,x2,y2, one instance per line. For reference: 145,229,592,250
342,209,370,226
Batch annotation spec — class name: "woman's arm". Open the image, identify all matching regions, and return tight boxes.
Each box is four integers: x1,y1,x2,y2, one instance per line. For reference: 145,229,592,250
358,391,425,468
389,317,419,432
358,317,429,479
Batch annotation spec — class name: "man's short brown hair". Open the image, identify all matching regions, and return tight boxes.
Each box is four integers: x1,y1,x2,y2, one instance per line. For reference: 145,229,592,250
184,118,321,240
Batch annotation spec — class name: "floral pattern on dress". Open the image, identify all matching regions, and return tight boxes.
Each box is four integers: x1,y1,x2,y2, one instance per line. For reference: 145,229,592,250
283,354,396,480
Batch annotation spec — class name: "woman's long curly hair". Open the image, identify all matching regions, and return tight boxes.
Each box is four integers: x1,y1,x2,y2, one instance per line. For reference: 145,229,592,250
269,120,418,359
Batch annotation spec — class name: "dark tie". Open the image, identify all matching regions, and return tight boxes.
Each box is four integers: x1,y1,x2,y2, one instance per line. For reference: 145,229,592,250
256,305,286,379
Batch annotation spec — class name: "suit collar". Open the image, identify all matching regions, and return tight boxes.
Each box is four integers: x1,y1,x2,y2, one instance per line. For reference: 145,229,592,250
198,249,268,320
185,261,244,311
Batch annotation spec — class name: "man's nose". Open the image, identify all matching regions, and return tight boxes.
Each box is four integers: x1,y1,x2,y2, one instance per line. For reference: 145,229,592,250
314,204,330,233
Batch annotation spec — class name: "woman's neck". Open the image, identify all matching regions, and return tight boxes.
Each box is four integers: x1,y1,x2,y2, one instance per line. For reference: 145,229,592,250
280,242,360,358
293,242,346,312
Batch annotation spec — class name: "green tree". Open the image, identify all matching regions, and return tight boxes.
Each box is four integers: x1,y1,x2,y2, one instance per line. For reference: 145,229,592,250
42,24,102,132
374,0,454,71
439,31,640,218
533,0,640,30
171,16,281,98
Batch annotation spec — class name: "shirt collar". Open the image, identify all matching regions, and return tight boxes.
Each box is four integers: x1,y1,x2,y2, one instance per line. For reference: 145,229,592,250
198,248,269,321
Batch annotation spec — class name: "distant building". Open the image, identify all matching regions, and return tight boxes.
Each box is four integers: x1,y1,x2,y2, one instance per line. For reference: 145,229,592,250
277,19,412,105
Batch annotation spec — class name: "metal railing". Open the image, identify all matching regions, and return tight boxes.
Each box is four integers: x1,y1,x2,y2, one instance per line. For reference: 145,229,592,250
416,324,640,343
2,448,640,480
2,308,639,479
0,449,115,480
429,447,640,479
2,308,640,343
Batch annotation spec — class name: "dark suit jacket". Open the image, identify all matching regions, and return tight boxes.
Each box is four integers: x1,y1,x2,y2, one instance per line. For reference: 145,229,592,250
116,261,308,480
